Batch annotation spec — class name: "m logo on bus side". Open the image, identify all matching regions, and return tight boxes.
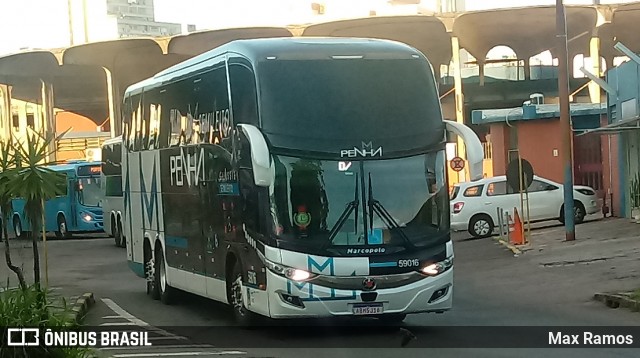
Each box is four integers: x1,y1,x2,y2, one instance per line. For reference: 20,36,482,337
362,278,376,291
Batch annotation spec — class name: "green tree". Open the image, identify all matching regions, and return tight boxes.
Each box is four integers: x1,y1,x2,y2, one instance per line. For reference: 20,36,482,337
0,138,27,290
7,131,66,288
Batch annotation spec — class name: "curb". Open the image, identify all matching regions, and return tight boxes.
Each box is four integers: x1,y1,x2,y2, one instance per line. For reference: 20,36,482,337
496,239,524,256
594,292,640,312
69,292,96,324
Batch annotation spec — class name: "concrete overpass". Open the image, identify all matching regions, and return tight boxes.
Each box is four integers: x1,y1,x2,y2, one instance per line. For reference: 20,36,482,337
2,3,640,165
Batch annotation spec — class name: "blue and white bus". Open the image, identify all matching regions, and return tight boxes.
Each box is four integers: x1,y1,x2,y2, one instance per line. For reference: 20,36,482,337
12,160,105,238
122,37,484,325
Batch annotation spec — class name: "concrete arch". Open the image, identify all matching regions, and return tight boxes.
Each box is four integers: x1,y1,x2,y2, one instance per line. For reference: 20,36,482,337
485,45,518,60
484,45,525,81
529,50,555,80
167,27,293,57
302,15,452,68
454,6,598,62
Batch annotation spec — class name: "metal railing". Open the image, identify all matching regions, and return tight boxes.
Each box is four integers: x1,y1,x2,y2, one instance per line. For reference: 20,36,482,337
483,142,493,160
57,137,107,152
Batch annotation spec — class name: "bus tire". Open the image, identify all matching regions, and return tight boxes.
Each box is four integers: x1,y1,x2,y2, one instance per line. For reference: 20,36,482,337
155,247,176,305
112,216,120,246
145,241,160,300
13,216,26,239
117,219,126,248
228,260,258,327
56,215,71,239
114,222,122,247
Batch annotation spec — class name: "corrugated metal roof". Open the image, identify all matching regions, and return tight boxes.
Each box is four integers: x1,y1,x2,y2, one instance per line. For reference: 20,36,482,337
471,103,606,125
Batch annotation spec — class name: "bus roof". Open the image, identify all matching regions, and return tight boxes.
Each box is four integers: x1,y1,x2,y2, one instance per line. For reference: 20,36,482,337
45,161,102,173
125,37,428,96
102,135,122,147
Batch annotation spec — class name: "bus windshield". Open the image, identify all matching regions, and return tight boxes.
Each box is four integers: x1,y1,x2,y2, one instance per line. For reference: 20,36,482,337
78,177,102,207
258,58,443,153
269,150,449,249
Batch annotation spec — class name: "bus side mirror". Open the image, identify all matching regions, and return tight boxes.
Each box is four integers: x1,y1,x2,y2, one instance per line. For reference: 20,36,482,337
75,182,83,191
444,120,484,182
237,124,273,187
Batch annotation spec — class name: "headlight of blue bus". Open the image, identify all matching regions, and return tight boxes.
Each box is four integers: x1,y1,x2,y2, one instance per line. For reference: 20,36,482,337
80,212,93,222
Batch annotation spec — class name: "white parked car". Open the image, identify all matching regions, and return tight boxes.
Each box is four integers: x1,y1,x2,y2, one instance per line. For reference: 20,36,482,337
450,175,601,238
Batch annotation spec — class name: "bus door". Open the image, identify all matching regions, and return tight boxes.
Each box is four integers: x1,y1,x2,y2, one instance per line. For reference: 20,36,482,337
200,146,235,299
70,174,79,229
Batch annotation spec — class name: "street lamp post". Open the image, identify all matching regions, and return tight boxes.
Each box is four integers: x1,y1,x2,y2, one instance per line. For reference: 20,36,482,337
556,0,576,241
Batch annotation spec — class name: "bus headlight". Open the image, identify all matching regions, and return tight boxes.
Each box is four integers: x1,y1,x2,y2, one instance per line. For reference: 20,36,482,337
265,260,316,282
81,212,93,222
420,257,453,276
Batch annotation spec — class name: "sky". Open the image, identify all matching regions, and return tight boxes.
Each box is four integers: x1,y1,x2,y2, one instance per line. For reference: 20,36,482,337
0,0,636,56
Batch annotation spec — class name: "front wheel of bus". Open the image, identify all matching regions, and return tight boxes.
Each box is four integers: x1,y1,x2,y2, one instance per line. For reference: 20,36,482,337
229,262,258,327
56,216,71,239
155,248,176,305
13,216,25,239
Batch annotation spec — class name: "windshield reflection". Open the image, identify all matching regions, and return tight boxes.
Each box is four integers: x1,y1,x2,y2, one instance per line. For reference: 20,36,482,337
270,151,448,247
78,177,102,207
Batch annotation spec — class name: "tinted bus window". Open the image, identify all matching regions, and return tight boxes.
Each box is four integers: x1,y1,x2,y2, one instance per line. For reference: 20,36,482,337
258,59,441,149
105,176,123,196
230,63,259,127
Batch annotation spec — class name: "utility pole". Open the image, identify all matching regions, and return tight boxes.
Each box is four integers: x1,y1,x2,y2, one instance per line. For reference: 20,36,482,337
556,0,575,241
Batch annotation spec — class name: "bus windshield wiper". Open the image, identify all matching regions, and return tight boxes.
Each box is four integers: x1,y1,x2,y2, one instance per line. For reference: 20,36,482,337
326,173,359,245
367,173,415,249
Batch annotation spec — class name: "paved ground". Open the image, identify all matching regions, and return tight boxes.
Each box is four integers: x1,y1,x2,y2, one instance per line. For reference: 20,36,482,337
2,219,640,357
507,216,640,296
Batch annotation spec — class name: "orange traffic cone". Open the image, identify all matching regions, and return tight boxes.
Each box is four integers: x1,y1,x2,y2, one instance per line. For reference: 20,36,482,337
510,208,525,245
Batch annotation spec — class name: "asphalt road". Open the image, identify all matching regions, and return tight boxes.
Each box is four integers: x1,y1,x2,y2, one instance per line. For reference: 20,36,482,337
2,228,639,357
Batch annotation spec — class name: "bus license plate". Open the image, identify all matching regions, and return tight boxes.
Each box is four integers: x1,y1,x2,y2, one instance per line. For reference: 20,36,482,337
352,303,384,315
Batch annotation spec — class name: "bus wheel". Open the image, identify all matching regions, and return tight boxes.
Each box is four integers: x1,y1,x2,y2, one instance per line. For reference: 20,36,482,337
56,215,71,239
117,219,126,248
155,248,176,305
145,245,160,300
112,216,120,246
13,216,25,239
114,223,123,247
229,261,258,327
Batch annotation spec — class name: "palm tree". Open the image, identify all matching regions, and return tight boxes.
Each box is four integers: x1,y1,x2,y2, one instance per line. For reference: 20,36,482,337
7,131,66,288
0,138,27,290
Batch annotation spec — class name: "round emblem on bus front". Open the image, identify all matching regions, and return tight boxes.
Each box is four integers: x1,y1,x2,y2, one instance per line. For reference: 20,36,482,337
362,278,376,291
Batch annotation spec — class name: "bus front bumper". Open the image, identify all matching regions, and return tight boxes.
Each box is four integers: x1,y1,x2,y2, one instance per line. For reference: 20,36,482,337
259,268,453,319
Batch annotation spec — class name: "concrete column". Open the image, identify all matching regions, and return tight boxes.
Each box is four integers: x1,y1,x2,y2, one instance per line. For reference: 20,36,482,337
40,80,56,162
604,55,613,73
0,85,11,142
588,36,601,103
105,67,122,137
451,36,467,182
479,60,485,86
524,58,530,80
